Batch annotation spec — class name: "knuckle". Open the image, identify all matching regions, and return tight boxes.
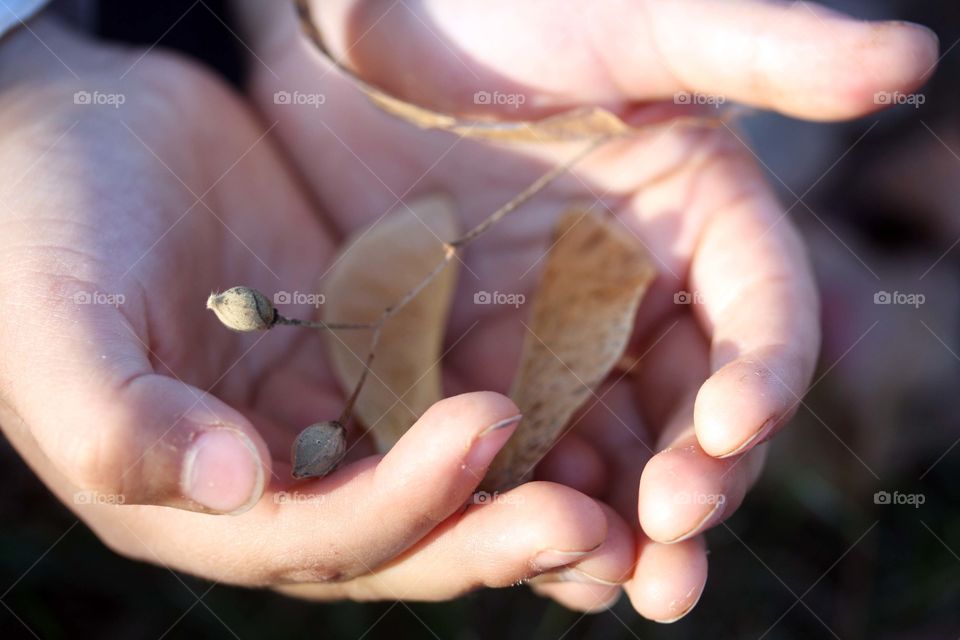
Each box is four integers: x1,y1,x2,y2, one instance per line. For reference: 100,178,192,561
265,555,358,586
58,418,132,498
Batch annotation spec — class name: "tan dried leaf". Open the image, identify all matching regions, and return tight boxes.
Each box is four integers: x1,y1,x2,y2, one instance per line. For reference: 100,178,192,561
323,195,460,452
481,208,656,491
364,81,632,142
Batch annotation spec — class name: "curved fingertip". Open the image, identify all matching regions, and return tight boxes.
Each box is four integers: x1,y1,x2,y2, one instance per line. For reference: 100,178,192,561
530,581,623,614
527,504,633,611
513,482,609,565
693,358,792,458
626,536,708,623
639,443,727,543
181,426,269,515
826,20,939,120
561,504,636,585
378,391,520,490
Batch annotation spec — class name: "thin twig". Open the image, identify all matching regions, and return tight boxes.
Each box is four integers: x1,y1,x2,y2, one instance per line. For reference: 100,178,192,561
451,136,611,247
335,139,606,424
273,315,373,330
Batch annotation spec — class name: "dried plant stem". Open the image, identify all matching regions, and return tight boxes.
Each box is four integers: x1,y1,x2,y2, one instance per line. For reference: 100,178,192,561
273,315,372,330
336,138,609,424
451,136,611,247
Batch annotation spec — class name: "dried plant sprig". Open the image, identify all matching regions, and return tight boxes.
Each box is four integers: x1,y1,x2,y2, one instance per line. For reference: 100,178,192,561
211,3,748,479
332,137,608,423
206,287,373,332
278,140,607,480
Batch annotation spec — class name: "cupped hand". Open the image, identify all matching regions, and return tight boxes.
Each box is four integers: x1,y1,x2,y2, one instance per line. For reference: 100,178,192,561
232,0,938,619
0,18,634,600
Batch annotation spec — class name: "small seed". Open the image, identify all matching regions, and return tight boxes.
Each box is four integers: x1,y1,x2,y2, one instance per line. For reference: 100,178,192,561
206,286,276,332
291,421,347,479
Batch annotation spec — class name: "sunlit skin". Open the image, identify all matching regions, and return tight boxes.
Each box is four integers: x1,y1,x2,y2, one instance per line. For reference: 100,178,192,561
0,1,937,621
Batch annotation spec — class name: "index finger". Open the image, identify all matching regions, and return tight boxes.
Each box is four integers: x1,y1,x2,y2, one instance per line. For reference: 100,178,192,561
688,151,820,458
307,0,938,121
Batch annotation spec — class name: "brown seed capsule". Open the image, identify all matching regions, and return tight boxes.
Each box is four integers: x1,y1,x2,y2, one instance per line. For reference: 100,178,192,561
206,286,276,332
291,421,347,479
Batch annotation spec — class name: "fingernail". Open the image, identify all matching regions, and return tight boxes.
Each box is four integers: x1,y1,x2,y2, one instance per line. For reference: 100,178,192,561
887,20,939,46
480,414,522,437
183,429,264,514
717,418,776,459
663,498,725,544
556,568,621,586
532,548,592,572
466,414,521,469
657,582,706,624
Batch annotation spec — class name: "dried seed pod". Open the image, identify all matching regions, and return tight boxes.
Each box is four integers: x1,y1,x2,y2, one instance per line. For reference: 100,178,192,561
206,286,276,332
291,421,347,479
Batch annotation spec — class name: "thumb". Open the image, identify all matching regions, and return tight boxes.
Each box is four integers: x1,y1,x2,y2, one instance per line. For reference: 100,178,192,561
1,291,271,515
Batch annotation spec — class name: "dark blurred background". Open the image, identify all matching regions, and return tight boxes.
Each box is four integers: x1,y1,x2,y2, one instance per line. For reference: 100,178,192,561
2,1,959,638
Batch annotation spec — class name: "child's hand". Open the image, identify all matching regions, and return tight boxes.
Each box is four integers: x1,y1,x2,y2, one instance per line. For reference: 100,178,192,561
0,18,633,601
233,0,937,619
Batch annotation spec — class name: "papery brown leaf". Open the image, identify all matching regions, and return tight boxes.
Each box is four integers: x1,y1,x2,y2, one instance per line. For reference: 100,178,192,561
364,81,632,142
481,208,656,491
323,195,460,452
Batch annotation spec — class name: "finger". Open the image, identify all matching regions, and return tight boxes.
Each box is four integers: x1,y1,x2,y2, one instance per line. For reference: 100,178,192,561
633,315,710,438
689,156,820,458
640,399,767,543
529,582,622,614
70,391,522,584
534,432,608,497
572,377,653,521
631,315,768,541
0,285,272,514
529,504,634,613
279,481,632,602
368,391,522,543
309,0,937,121
630,0,939,120
624,535,708,623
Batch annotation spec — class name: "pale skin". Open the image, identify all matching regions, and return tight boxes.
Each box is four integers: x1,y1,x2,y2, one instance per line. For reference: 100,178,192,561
0,0,937,622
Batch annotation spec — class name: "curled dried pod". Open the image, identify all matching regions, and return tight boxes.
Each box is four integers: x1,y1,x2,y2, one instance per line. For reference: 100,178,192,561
291,421,347,479
206,286,276,332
